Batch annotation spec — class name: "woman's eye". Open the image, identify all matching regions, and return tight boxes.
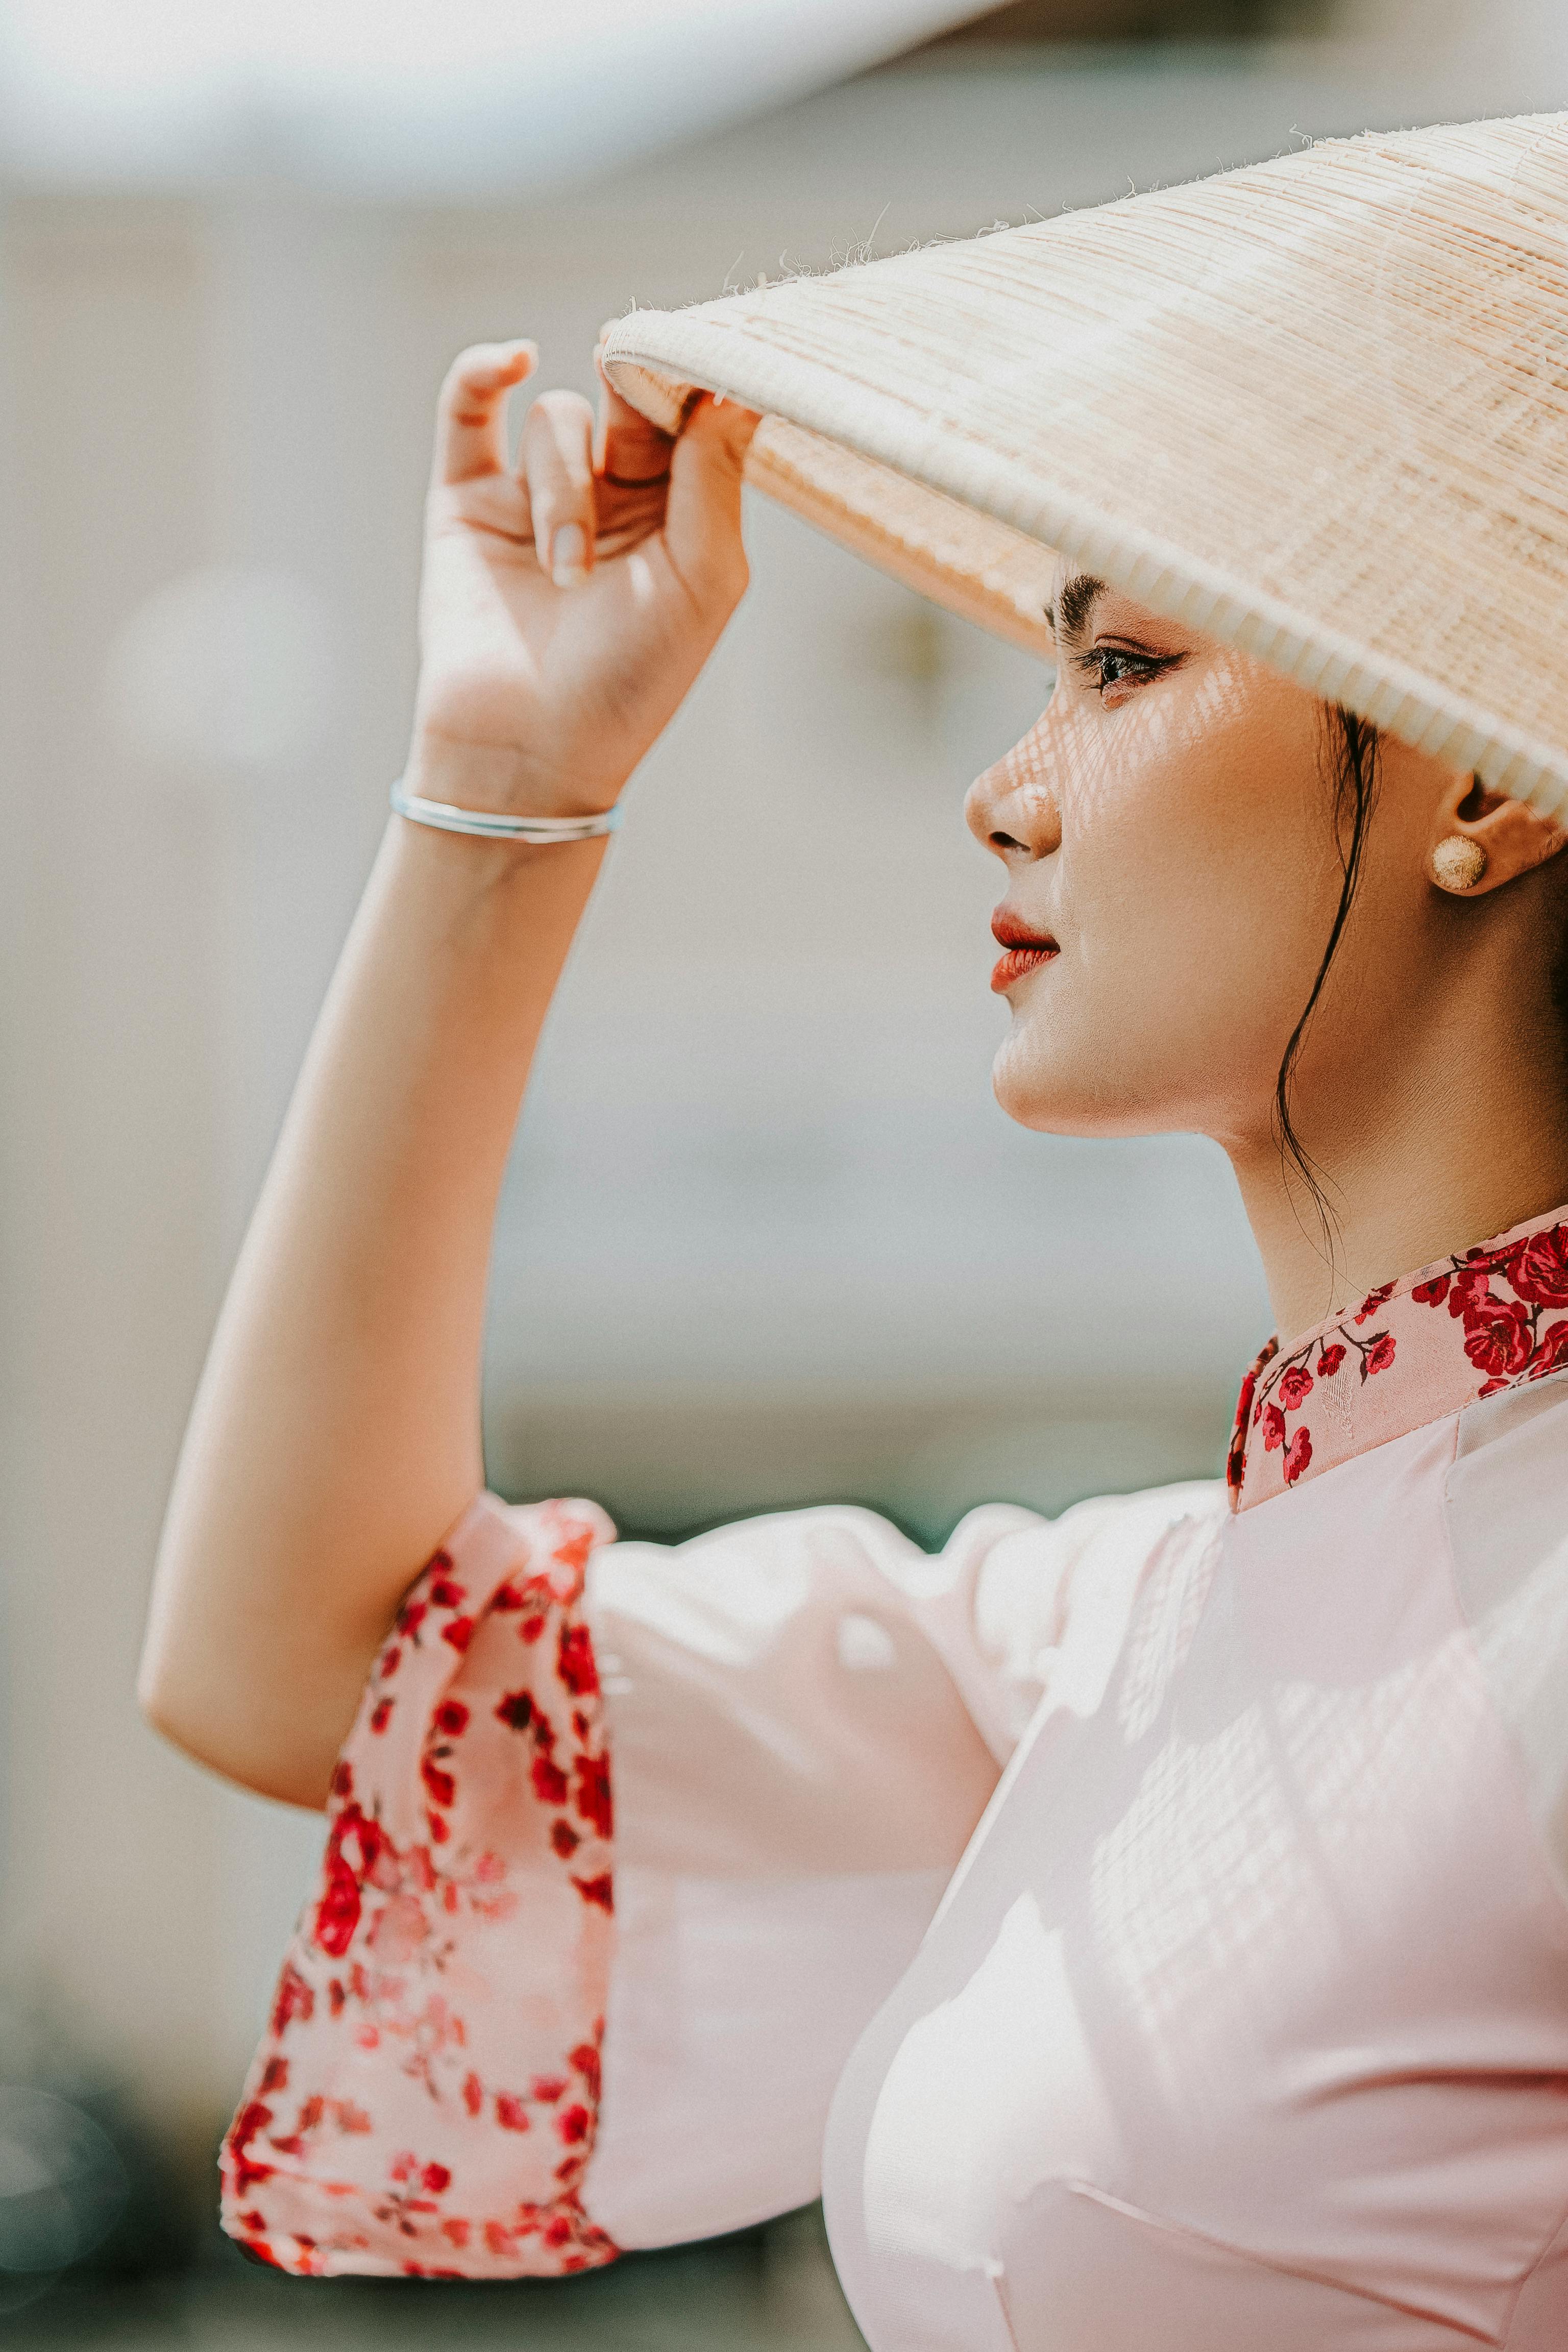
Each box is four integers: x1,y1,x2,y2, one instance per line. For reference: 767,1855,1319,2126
1077,646,1164,695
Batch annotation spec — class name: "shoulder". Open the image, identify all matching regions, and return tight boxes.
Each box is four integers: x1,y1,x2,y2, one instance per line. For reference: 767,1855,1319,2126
963,1477,1226,1637
590,1481,1224,1614
585,1482,1225,1763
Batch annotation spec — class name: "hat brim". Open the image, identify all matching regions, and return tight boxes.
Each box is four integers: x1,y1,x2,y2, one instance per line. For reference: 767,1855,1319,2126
605,113,1568,819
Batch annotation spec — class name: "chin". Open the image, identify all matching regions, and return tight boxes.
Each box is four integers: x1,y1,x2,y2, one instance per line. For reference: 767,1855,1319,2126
991,1031,1165,1140
992,1038,1100,1137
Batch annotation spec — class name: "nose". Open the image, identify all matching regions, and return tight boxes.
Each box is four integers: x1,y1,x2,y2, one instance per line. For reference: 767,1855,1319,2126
964,708,1063,863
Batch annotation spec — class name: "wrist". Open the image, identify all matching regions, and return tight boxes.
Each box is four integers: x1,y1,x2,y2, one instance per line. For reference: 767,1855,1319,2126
381,789,610,912
403,731,625,822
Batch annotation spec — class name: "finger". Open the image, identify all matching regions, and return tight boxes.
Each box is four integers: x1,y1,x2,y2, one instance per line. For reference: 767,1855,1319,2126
594,324,676,489
433,339,536,487
664,393,761,597
519,389,598,585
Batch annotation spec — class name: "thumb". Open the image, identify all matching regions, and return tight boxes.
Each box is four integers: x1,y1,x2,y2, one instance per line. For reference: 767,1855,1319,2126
664,394,761,594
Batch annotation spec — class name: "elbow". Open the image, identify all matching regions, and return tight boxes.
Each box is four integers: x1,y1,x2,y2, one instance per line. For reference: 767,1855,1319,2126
136,1651,303,1806
137,1544,223,1765
138,1552,273,1788
138,1520,372,1806
137,1640,188,1747
137,1646,226,1776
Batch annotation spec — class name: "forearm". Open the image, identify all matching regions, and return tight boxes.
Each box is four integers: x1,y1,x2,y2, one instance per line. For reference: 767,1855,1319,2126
142,789,605,1804
139,331,755,1804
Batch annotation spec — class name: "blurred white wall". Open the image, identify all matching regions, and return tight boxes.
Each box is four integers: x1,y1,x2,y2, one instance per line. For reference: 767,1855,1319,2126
4,14,1565,2138
0,0,1001,198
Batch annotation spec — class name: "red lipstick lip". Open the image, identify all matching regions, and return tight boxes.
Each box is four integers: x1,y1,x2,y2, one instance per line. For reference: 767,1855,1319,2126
990,906,1059,993
991,909,1057,951
991,945,1058,993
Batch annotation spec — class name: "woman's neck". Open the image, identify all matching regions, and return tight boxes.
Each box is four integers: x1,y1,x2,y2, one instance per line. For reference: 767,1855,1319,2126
1230,994,1568,1351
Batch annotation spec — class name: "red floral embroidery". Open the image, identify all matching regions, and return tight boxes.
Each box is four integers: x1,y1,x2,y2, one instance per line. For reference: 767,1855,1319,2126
314,1850,364,1958
1530,1319,1568,1379
271,1962,314,2037
569,2041,602,2098
1427,1226,1568,1395
573,1753,613,1840
1230,1212,1568,1506
222,1499,619,2281
1226,1343,1275,1501
557,1623,599,1698
228,2100,277,2198
552,1525,598,1579
1448,1262,1498,1319
1509,1226,1568,1305
1233,1279,1400,1501
1463,1296,1534,1381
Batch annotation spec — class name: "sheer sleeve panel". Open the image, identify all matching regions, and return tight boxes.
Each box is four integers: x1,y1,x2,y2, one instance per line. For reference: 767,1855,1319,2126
221,1495,620,2278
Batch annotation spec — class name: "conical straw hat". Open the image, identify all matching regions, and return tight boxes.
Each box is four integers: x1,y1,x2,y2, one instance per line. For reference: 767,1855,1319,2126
603,113,1568,818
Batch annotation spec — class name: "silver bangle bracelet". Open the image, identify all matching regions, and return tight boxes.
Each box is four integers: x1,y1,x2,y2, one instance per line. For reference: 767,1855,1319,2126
390,778,623,843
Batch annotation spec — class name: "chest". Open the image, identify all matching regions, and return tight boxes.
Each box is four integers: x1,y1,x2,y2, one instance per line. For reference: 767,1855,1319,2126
823,1433,1568,2351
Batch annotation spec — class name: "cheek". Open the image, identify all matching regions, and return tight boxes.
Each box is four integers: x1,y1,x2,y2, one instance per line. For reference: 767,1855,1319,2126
995,672,1336,1134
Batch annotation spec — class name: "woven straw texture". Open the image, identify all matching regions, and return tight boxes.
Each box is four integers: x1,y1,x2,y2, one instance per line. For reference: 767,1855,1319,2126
603,114,1568,816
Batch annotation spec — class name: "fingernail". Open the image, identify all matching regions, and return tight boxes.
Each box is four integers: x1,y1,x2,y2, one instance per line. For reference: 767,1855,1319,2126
551,523,588,586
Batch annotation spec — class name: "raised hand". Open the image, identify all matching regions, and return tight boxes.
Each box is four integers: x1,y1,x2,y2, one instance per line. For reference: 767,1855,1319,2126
409,337,760,818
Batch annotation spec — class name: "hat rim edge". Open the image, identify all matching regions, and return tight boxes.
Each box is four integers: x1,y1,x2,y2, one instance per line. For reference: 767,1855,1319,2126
604,315,1568,821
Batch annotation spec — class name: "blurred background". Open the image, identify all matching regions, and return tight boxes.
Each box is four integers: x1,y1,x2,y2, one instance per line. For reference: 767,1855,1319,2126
2,0,1565,2341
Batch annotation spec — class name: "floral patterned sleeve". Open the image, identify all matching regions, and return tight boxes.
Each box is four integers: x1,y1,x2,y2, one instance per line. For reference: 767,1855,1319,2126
222,1478,1221,2276
222,1494,620,2279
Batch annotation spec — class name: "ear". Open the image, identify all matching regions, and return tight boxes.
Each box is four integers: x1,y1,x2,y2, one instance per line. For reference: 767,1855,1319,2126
1425,769,1567,896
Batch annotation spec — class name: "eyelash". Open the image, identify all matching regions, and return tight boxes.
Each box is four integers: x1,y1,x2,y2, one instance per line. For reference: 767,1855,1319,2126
1072,646,1171,697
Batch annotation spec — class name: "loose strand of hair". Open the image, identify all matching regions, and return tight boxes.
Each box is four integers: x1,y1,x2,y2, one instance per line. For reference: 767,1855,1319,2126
1272,708,1379,1279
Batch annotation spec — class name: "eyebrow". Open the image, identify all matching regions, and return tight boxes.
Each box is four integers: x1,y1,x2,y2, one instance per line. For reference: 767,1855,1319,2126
1043,573,1108,642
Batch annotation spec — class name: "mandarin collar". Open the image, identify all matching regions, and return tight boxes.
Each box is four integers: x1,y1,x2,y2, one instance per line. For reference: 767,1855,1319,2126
1226,1202,1568,1511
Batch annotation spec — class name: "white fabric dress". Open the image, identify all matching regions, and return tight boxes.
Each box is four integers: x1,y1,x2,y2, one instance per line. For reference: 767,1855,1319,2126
223,1206,1568,2348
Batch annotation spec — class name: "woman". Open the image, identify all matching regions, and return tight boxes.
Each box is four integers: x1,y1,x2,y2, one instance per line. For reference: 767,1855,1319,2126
141,115,1568,2347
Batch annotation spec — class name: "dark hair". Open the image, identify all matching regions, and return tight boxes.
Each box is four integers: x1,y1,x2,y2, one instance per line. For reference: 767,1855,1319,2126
1273,706,1380,1262
1281,720,1568,1268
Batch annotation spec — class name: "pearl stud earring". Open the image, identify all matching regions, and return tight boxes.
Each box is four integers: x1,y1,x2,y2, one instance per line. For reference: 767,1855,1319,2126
1430,836,1487,892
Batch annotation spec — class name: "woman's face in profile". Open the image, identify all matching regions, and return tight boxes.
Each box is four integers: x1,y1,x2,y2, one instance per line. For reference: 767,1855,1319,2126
966,572,1442,1157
